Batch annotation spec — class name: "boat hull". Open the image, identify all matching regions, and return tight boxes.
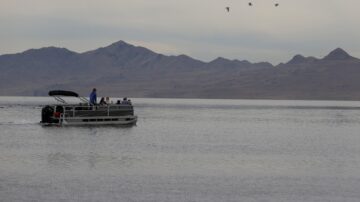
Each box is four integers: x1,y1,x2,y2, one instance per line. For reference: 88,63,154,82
41,115,137,126
63,115,137,126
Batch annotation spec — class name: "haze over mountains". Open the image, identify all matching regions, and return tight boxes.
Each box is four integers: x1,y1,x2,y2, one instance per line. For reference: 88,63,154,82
1,40,360,100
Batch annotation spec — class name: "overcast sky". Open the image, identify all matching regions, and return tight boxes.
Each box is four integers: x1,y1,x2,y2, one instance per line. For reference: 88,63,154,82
1,0,360,64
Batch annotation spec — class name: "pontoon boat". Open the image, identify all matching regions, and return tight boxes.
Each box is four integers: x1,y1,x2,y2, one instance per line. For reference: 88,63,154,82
41,90,137,126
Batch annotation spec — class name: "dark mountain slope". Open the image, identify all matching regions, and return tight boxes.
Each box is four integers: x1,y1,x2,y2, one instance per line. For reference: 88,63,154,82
1,41,360,100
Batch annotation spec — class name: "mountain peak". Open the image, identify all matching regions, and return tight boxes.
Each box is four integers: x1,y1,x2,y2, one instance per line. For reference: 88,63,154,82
23,46,73,53
286,54,319,65
323,48,353,60
21,47,76,57
107,40,133,48
287,54,306,64
85,40,154,56
211,57,231,63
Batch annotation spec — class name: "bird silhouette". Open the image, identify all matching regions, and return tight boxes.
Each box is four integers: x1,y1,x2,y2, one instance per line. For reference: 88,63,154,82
224,2,280,10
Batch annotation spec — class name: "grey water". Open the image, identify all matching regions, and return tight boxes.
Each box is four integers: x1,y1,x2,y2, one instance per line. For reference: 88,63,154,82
1,97,360,202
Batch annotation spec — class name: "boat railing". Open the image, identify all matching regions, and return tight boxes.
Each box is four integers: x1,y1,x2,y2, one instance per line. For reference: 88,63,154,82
60,104,134,118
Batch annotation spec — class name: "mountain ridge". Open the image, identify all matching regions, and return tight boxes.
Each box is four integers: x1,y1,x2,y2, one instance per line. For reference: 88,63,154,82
1,40,360,100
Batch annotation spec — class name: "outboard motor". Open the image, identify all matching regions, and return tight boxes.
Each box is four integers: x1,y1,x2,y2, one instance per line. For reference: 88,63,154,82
41,105,59,124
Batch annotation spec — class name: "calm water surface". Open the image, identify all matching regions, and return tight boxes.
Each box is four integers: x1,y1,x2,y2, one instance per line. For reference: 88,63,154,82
1,97,360,202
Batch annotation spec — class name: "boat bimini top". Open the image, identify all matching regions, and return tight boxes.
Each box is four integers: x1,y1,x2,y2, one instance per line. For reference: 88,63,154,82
48,90,89,104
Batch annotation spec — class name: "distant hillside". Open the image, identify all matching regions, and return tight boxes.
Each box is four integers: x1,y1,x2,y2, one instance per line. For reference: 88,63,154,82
1,41,360,100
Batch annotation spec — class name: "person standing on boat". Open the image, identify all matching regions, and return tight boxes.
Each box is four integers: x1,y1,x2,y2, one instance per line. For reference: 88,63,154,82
89,88,97,105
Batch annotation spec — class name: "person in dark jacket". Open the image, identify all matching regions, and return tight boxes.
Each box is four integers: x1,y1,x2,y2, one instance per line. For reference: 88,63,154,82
99,97,107,105
89,88,97,105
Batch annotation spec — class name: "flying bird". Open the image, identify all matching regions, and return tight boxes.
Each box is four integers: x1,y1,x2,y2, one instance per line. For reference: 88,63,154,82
226,7,230,12
248,2,253,6
275,3,279,7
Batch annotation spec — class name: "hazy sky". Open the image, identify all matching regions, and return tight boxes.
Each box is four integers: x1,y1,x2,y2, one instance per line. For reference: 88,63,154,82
1,0,360,64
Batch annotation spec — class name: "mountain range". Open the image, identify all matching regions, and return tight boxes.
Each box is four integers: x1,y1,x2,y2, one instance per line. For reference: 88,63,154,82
1,40,360,100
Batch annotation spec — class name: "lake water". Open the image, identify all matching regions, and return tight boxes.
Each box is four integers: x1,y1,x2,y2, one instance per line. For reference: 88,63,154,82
1,97,360,202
